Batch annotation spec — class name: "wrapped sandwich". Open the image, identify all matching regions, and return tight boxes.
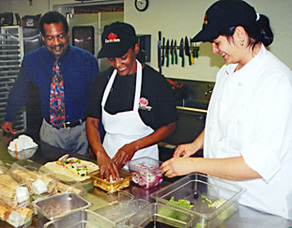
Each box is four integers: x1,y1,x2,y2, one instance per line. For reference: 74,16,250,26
0,174,29,208
10,169,56,195
27,170,57,193
0,204,33,227
53,182,83,195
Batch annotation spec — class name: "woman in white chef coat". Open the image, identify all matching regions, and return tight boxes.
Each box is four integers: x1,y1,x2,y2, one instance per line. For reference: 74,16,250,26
86,22,177,181
161,0,292,220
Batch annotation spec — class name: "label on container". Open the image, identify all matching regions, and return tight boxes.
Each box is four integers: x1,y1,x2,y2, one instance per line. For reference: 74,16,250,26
16,186,29,204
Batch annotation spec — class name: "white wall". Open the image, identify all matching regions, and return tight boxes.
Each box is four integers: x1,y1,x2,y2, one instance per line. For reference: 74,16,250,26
1,0,292,82
124,0,292,81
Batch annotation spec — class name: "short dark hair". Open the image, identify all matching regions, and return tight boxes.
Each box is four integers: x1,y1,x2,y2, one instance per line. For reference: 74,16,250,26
40,11,69,36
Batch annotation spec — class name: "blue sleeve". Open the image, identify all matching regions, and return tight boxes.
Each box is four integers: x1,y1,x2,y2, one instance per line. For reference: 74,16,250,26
87,54,99,83
5,60,31,122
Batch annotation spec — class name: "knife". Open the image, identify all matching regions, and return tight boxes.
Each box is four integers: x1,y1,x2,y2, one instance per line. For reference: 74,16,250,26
174,40,178,64
179,38,184,67
194,45,199,58
170,40,174,65
185,36,192,65
161,37,165,66
158,31,162,73
190,38,194,64
166,39,170,67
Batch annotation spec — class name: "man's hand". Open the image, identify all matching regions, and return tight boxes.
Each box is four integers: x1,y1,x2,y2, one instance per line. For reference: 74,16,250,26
1,122,15,134
96,152,120,181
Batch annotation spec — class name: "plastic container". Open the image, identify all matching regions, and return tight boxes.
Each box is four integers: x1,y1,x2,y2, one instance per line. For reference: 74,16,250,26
125,156,163,189
10,162,58,196
94,198,149,226
12,160,85,196
7,135,38,160
90,169,132,193
43,209,115,228
32,192,92,227
0,172,30,208
128,202,194,228
150,173,246,228
0,204,33,228
8,146,38,160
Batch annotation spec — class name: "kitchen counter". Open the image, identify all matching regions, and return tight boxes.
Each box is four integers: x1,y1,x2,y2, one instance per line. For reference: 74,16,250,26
0,132,291,228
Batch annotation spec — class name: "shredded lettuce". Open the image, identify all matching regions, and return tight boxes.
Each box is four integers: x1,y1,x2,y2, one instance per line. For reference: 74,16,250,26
169,196,193,209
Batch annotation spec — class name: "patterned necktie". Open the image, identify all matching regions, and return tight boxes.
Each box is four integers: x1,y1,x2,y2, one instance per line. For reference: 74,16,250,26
50,58,65,129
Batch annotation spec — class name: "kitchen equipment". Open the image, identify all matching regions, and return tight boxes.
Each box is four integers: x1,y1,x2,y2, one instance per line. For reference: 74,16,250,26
190,38,194,64
151,173,245,228
43,209,115,228
94,199,149,226
185,36,192,65
126,156,163,189
90,169,132,193
165,39,170,67
179,38,184,67
158,31,162,73
171,39,174,65
193,44,199,58
128,202,194,228
33,192,92,227
174,40,178,64
161,37,165,66
8,146,38,160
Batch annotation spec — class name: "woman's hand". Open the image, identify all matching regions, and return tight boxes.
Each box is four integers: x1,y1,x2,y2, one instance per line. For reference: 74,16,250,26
112,142,138,169
161,157,196,178
173,143,198,157
173,129,205,158
96,151,120,181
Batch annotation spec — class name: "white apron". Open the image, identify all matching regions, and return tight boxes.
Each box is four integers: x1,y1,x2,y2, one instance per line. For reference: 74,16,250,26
101,60,159,161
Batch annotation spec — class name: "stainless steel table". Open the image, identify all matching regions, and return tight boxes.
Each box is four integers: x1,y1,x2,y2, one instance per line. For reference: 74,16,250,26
0,133,291,228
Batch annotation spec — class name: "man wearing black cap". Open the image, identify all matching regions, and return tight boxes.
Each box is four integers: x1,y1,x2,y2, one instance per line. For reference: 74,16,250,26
86,22,178,180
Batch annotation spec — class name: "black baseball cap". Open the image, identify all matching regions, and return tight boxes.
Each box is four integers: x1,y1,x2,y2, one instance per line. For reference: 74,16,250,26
191,0,257,42
98,22,138,58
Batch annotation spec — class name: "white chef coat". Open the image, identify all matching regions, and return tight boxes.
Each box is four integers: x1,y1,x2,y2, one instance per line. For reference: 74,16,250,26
101,60,159,161
205,44,292,219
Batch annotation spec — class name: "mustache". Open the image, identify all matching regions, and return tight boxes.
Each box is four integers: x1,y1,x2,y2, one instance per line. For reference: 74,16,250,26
50,44,64,49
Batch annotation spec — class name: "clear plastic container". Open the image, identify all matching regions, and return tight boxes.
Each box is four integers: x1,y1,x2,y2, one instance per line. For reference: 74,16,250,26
94,198,149,226
8,146,38,160
10,162,58,196
150,173,246,228
32,192,92,227
128,202,194,228
0,204,33,228
83,190,134,212
43,209,115,228
125,156,163,189
12,160,85,196
0,172,30,208
90,169,132,193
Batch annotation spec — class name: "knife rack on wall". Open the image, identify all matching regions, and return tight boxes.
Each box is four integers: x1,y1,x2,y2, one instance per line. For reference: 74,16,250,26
157,33,200,73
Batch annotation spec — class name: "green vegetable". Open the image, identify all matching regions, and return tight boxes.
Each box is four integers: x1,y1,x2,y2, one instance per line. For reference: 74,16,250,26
157,196,193,223
169,196,193,209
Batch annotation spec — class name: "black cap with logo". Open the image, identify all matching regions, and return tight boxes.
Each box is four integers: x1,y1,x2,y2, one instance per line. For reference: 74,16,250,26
98,22,138,58
192,0,257,42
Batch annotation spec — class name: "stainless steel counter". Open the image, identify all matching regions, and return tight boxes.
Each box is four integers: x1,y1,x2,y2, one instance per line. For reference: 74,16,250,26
0,132,291,228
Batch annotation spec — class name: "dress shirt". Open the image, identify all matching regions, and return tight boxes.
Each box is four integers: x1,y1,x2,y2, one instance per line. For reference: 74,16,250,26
5,45,99,123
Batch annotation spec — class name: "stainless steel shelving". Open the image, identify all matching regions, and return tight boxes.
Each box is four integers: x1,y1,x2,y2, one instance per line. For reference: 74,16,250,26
0,26,26,132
